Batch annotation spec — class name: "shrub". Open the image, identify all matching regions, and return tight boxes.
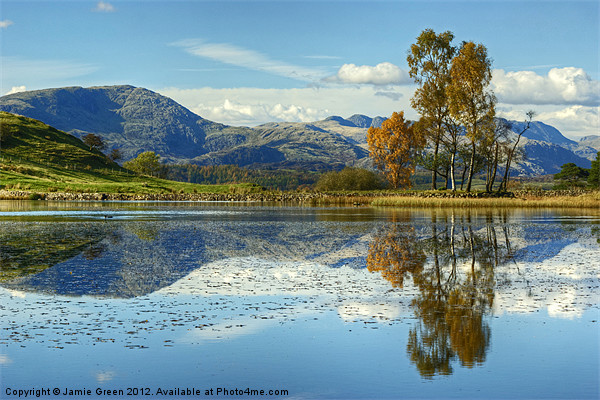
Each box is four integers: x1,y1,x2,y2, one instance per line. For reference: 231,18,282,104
316,167,386,191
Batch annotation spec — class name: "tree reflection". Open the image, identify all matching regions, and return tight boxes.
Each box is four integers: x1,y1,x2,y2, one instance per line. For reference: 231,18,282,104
368,210,514,378
366,211,426,288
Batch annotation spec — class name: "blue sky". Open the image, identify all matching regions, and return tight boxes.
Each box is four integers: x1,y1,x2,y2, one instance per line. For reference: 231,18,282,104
1,0,598,138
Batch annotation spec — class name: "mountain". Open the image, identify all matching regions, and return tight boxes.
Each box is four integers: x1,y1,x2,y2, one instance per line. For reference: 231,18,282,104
0,85,255,163
1,85,595,175
0,111,256,195
571,135,600,161
0,86,368,169
510,120,598,164
512,120,577,146
512,136,592,175
579,135,600,151
346,114,385,129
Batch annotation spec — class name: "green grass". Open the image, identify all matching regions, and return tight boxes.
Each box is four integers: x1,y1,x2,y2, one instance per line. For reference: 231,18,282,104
0,112,259,195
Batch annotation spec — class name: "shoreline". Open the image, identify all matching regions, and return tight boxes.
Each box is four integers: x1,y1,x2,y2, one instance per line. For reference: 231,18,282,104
1,189,598,208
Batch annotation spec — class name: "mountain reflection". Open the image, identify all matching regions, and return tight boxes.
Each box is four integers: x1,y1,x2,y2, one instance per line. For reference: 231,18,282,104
367,210,514,378
0,222,110,281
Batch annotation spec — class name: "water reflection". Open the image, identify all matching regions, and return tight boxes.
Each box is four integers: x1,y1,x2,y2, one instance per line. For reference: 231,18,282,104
1,205,598,382
0,222,110,281
366,210,518,377
366,211,426,288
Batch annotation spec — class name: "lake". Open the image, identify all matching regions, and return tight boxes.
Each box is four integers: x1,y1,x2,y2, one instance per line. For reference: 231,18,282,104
1,201,598,399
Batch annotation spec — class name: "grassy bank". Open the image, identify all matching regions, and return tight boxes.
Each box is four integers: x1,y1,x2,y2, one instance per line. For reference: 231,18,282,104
0,112,261,196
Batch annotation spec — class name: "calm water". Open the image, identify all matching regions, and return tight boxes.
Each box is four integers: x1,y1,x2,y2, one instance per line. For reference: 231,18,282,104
1,201,599,399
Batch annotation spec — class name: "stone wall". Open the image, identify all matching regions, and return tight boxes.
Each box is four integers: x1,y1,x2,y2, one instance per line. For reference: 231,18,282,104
0,189,593,202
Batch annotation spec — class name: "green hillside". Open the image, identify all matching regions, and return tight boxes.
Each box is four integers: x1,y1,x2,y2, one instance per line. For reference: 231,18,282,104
0,112,255,195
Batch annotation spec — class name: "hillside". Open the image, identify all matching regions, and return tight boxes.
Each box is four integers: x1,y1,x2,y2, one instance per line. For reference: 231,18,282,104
513,136,592,175
0,86,369,169
0,111,120,177
0,112,253,195
0,85,256,163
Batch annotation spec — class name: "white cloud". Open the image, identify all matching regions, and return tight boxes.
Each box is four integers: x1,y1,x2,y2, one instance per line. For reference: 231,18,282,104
324,62,412,86
375,90,403,101
5,86,26,95
172,39,327,83
0,20,13,29
492,67,600,106
536,106,600,139
157,86,417,126
195,99,329,126
93,1,115,13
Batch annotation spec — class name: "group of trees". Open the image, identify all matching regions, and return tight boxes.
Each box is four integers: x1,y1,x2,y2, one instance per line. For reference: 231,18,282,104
82,133,122,162
369,29,535,192
123,151,167,178
167,164,319,190
82,133,167,178
554,152,600,189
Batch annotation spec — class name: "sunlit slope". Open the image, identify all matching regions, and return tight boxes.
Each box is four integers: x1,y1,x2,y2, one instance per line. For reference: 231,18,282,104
0,112,251,194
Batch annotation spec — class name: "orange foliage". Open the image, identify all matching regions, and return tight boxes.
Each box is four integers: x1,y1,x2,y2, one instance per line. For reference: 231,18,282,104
367,111,425,189
366,222,426,288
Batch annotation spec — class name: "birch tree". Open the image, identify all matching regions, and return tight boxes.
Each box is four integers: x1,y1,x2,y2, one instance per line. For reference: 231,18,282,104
447,41,496,192
407,29,456,190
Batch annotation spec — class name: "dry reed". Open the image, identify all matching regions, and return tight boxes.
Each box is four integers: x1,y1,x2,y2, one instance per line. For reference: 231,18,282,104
370,192,600,208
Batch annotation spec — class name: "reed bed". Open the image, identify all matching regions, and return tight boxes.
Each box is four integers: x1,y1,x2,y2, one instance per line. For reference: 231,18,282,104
370,192,600,208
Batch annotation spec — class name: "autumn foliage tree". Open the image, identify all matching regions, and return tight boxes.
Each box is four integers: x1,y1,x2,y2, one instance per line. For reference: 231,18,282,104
367,111,425,189
407,29,456,190
447,41,496,192
406,29,536,193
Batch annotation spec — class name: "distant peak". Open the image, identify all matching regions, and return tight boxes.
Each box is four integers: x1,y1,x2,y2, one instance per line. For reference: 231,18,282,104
324,116,357,127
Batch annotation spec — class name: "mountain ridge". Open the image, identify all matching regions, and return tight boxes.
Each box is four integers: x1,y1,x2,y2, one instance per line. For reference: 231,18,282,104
1,85,595,175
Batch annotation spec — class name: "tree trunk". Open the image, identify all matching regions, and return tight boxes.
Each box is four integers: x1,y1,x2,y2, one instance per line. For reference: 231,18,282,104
466,141,476,192
450,150,456,191
431,138,440,190
499,153,512,192
490,143,499,191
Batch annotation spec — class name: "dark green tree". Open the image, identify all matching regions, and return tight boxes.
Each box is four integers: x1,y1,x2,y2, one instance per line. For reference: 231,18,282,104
554,163,589,188
588,152,599,188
